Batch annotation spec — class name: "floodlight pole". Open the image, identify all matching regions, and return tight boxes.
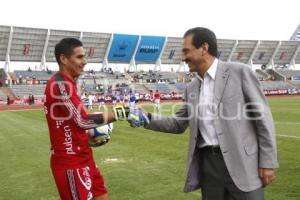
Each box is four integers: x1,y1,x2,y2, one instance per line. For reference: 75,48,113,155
176,61,185,72
128,59,137,72
268,41,281,69
289,42,300,69
154,37,167,72
247,40,260,69
154,59,162,72
4,26,13,74
40,29,50,70
102,33,113,71
102,58,109,71
79,32,83,41
129,36,141,72
227,40,238,62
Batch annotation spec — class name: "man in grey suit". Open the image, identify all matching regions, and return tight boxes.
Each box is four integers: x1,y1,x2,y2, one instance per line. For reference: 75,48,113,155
128,27,279,200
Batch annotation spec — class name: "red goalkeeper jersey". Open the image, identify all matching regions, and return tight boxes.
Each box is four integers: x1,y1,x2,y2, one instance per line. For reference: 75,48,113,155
44,72,103,170
154,92,160,99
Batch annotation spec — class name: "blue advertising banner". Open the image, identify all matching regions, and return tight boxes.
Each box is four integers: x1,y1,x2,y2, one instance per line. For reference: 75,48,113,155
135,36,165,63
108,34,139,63
292,76,300,80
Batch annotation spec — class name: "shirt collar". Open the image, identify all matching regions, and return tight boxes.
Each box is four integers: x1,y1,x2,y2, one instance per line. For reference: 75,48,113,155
196,58,218,81
207,58,218,80
58,71,76,84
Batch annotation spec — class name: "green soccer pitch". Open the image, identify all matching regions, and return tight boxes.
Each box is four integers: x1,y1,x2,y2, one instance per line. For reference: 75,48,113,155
0,96,299,200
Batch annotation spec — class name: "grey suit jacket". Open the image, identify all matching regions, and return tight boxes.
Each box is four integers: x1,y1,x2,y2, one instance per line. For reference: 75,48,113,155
145,60,279,192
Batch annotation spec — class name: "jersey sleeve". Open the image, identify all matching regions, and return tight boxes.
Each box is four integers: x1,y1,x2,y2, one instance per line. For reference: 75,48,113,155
54,79,104,130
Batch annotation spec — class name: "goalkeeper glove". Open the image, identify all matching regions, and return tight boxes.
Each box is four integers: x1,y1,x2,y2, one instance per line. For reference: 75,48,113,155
127,108,150,128
88,127,111,147
112,105,129,121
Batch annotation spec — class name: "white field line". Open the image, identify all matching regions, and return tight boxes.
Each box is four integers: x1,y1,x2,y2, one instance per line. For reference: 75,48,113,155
277,134,300,139
275,121,300,125
9,171,32,178
275,121,300,139
0,108,42,112
103,158,126,164
2,109,300,139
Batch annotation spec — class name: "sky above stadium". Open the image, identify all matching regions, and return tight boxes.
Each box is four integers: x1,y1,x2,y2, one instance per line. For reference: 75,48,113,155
1,0,299,41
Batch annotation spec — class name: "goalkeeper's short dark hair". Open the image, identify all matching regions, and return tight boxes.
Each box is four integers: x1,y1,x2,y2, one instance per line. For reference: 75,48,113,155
55,38,83,66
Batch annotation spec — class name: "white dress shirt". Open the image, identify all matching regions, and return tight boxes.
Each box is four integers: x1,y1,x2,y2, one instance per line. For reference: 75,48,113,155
197,58,219,147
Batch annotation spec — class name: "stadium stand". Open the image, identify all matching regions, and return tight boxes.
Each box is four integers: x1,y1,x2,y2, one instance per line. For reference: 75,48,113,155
275,41,299,65
0,25,300,68
255,69,270,81
143,83,156,92
0,26,10,61
170,83,187,93
14,70,53,81
160,37,183,65
10,27,47,62
129,71,179,84
276,69,300,78
45,29,81,63
1,25,300,104
217,39,237,62
81,32,111,63
228,40,258,64
260,81,295,90
265,69,285,81
156,83,171,93
289,80,300,87
9,84,45,99
0,89,7,100
255,71,266,81
252,41,279,65
126,83,146,94
290,24,300,41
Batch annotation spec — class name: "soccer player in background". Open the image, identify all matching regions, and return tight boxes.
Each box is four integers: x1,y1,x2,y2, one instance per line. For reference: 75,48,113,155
129,91,136,108
153,89,161,111
88,93,95,110
44,38,128,200
119,93,126,106
98,93,106,111
111,92,117,106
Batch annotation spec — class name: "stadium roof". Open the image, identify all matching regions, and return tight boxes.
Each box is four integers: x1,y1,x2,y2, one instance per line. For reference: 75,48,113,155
290,24,300,41
1,25,300,72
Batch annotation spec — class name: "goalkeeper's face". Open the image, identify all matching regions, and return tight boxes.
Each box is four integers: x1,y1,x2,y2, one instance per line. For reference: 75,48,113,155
61,47,87,79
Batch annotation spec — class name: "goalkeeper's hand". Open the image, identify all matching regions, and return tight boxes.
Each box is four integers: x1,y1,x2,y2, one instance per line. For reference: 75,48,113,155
112,105,129,121
127,107,150,128
88,128,111,147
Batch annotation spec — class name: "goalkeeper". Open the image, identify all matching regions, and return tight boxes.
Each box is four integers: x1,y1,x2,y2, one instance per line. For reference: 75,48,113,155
44,38,129,200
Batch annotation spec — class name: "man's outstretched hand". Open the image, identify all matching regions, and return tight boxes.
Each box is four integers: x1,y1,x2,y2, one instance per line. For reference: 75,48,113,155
127,107,150,128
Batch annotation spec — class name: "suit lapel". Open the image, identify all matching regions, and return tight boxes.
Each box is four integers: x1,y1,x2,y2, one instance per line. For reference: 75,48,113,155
189,74,201,104
214,61,230,105
189,75,201,133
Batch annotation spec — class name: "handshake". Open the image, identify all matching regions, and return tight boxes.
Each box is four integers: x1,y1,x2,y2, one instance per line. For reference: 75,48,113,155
113,105,150,128
89,106,150,148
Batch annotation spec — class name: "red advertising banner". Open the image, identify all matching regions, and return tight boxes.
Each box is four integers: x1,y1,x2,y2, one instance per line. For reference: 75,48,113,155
23,44,31,55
